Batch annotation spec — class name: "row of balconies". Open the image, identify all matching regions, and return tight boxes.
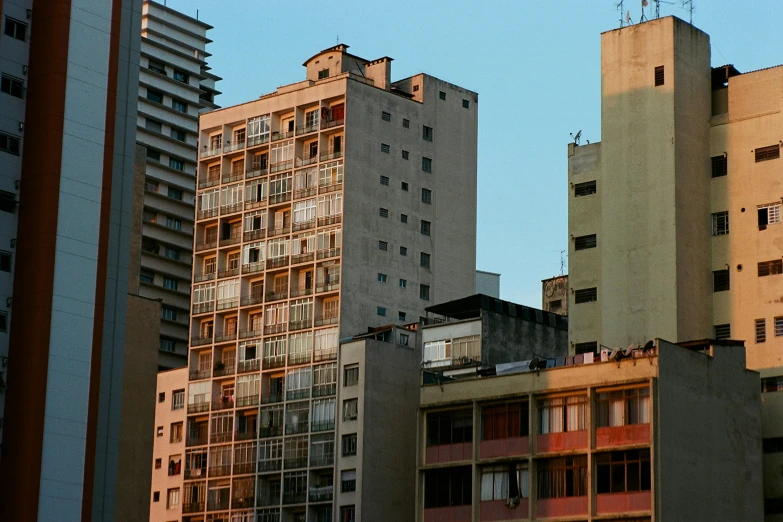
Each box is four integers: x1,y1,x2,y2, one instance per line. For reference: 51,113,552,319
192,254,341,288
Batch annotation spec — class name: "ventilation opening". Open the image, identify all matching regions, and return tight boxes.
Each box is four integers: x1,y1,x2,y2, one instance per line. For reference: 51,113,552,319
654,65,665,87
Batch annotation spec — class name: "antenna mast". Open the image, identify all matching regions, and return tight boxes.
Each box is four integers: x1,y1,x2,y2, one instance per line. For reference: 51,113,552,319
682,0,693,24
617,0,624,27
560,250,566,276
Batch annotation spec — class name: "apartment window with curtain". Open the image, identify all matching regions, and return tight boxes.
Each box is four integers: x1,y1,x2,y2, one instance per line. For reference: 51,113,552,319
537,457,587,499
596,387,650,427
481,464,529,501
482,402,529,439
538,395,587,434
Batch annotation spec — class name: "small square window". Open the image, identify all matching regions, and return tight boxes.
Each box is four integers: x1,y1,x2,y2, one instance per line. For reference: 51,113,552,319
380,143,390,154
377,306,386,317
158,392,165,403
343,398,358,421
381,111,391,122
712,211,729,236
153,491,160,502
422,157,432,173
421,220,431,236
1,74,25,98
574,234,597,250
318,68,330,80
574,341,597,355
378,240,388,251
0,132,20,156
341,506,356,522
438,91,446,100
342,435,357,457
380,175,389,186
155,458,162,469
419,284,430,301
755,145,780,163
401,182,409,191
146,149,160,162
756,319,766,343
399,311,407,321
421,188,432,204
402,150,409,160
172,99,187,113
173,70,188,83
401,214,408,224
4,17,28,41
574,181,596,196
0,251,11,272
462,99,470,109
422,126,433,142
714,324,731,340
167,187,183,201
400,246,407,256
575,287,598,303
379,208,389,218
378,273,387,283
171,128,186,142
146,89,163,104
156,426,163,437
413,84,420,92
399,279,407,288
776,317,783,337
163,276,178,290
402,118,410,128
713,269,730,292
148,60,166,75
0,312,7,332
711,155,727,177
343,364,359,387
420,252,430,269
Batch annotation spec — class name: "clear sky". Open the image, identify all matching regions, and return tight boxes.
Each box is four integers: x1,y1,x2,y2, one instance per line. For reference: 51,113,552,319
163,0,782,307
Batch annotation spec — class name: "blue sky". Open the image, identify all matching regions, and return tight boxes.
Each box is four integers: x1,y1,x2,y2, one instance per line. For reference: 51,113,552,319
164,0,782,307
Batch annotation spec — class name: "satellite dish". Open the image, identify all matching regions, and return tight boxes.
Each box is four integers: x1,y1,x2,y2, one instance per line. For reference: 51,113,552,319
609,348,621,360
643,340,655,352
529,357,541,370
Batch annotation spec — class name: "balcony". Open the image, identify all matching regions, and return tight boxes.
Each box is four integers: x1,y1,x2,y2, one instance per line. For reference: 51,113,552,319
313,349,337,362
237,359,261,373
268,192,292,205
309,454,334,468
291,252,314,265
214,330,238,344
194,271,216,283
240,293,264,307
290,286,313,298
219,232,242,247
311,420,335,432
286,389,310,402
282,491,306,505
210,431,233,444
235,429,257,442
236,395,260,408
247,135,269,147
195,241,217,252
207,498,230,511
312,385,336,398
319,150,343,162
184,466,206,480
596,491,651,515
212,397,234,411
288,352,311,366
289,319,312,331
293,187,316,199
186,435,208,447
243,229,266,242
191,333,213,347
266,290,287,302
239,328,263,340
269,160,293,173
296,123,318,135
217,267,240,279
309,485,334,503
262,393,284,404
187,401,210,414
198,174,221,189
213,360,235,377
479,436,530,460
480,498,529,521
318,182,342,194
425,443,472,464
322,118,344,129
536,496,588,519
232,495,256,510
536,430,588,454
200,147,221,158
285,420,309,435
284,456,307,469
246,166,268,180
223,141,245,153
189,370,211,381
192,302,215,315
292,219,315,233
259,426,283,438
258,458,282,472
595,423,650,448
271,130,293,141
265,323,287,336
220,202,243,215
314,316,338,327
197,208,219,220
263,354,286,369
183,501,205,514
268,225,291,237
222,169,244,184
257,492,281,507
241,262,265,275
317,215,341,227
208,465,231,477
316,248,340,260
216,298,239,311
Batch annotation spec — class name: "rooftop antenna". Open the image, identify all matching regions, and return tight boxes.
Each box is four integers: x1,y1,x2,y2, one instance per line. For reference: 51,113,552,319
640,0,648,22
560,250,566,276
336,34,339,45
616,0,625,27
654,0,674,18
569,129,582,146
682,0,693,24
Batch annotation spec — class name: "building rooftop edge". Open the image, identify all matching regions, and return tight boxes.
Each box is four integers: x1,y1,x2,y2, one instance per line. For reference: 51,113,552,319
145,0,214,30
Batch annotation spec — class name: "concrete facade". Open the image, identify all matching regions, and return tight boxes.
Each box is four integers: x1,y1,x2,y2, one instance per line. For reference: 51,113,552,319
416,339,763,522
476,270,501,299
137,0,220,370
541,275,567,316
568,16,783,371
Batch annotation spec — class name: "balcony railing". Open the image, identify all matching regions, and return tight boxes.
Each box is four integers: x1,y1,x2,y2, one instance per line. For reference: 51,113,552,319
231,496,256,510
268,191,292,205
213,361,235,376
317,215,342,227
241,262,265,275
282,491,307,505
295,155,318,167
183,501,205,514
293,187,316,199
269,160,293,173
318,182,342,194
219,233,242,247
214,331,238,344
223,141,245,153
212,397,234,411
268,224,291,237
243,229,266,242
319,150,343,161
313,385,336,398
309,485,334,503
220,202,243,215
266,291,287,302
207,498,230,511
287,389,310,401
310,454,334,467
191,334,213,346
246,167,268,180
216,298,239,311
210,431,233,444
197,208,219,220
235,430,257,442
289,286,313,298
184,466,206,480
314,316,339,327
267,257,290,270
239,328,263,340
263,354,286,369
222,170,244,184
192,302,214,315
291,252,315,265
296,123,319,135
289,319,312,331
313,349,337,362
259,426,283,438
189,370,211,381
187,400,210,413
198,175,221,189
284,456,308,469
257,492,281,507
288,352,312,366
195,241,217,252
262,393,284,404
311,420,335,432
194,272,216,283
208,465,231,477
322,118,344,129
236,395,259,408
271,130,293,141
292,219,315,232
264,323,287,336
200,147,221,158
233,461,256,475
247,135,269,147
285,419,309,435
217,268,239,279
186,435,208,447
316,248,340,260
240,293,264,307
237,359,261,373
258,458,282,472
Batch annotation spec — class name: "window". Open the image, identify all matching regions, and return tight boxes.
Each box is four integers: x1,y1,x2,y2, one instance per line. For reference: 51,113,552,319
758,260,783,277
714,324,731,340
0,312,7,332
377,306,386,317
0,132,20,155
161,306,177,321
158,392,165,403
341,434,357,457
318,68,330,79
4,17,27,41
438,91,446,100
380,175,389,186
422,126,433,141
574,234,596,250
146,88,163,104
574,287,597,303
427,409,472,445
424,467,472,508
401,181,409,191
755,144,780,163
340,399,359,423
711,155,727,177
399,311,407,322
481,464,528,501
153,491,160,502
156,426,164,437
379,208,388,218
399,279,407,288
538,395,587,434
413,84,420,92
776,317,783,337
422,157,432,172
421,220,431,236
155,458,162,469
165,247,180,261
340,506,356,522
168,157,184,171
139,269,154,284
713,269,730,292
399,246,407,256
167,488,180,509
172,389,184,410
762,377,783,393
170,422,183,443
574,180,596,196
147,59,166,74
756,319,766,343
165,217,181,231
537,456,587,499
380,143,390,153
1,74,24,98
381,111,391,121
712,211,729,235
378,240,388,251
574,341,597,355
596,449,651,494
167,187,183,201
482,402,529,439
654,65,664,86
402,118,410,128
421,252,430,269
421,188,432,204
420,284,430,301
170,128,186,142
402,150,409,160
172,99,187,113
758,203,781,229
0,251,11,272
596,388,650,427
377,273,387,283
764,437,783,454
463,99,470,109
163,276,178,290
146,148,160,161
401,214,408,224
343,364,359,387
173,70,188,83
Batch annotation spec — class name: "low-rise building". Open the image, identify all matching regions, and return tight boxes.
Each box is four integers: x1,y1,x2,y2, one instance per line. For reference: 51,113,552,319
417,338,763,521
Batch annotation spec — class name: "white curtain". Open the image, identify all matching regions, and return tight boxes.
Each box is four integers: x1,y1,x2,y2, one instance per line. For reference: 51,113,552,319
566,396,585,430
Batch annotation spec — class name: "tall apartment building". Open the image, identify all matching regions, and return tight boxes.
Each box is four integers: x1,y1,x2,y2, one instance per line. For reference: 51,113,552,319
417,338,763,521
178,45,477,522
567,16,783,370
0,0,162,520
138,0,221,369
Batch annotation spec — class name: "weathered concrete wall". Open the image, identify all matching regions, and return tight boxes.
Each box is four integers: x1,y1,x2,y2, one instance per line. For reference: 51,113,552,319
657,340,763,521
481,308,568,365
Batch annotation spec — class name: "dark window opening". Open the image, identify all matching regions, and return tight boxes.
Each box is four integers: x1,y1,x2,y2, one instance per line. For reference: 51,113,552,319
654,66,665,87
574,181,596,196
713,269,730,292
755,145,780,163
574,234,596,250
711,155,727,177
574,287,597,304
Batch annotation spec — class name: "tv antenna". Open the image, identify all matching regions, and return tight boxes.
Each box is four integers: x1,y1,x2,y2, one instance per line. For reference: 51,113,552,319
570,130,582,146
560,250,566,276
616,0,625,27
682,0,693,24
653,0,674,19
